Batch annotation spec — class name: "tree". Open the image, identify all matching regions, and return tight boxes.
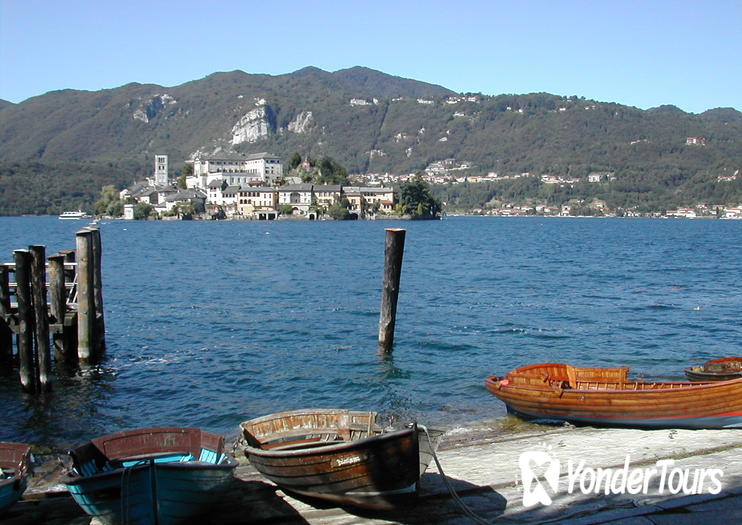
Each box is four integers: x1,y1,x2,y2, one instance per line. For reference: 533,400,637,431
133,202,154,220
176,174,187,189
278,204,294,215
175,201,195,219
106,200,123,217
328,197,353,220
399,176,442,217
317,156,348,185
288,152,302,170
94,185,121,216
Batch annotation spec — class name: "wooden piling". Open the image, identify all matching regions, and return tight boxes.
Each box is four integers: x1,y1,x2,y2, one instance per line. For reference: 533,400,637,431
29,245,52,390
89,226,105,354
48,253,67,363
14,250,36,392
75,229,95,362
59,249,76,282
61,249,77,362
0,264,12,367
378,228,406,352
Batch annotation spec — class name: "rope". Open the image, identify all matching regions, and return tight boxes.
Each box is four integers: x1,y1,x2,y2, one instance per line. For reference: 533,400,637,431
419,424,492,525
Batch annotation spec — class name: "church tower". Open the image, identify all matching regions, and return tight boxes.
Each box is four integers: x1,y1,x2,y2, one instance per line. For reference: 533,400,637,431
154,155,169,186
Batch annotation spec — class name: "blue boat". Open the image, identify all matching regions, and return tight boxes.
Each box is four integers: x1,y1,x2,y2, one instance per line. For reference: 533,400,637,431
66,427,238,525
0,442,31,515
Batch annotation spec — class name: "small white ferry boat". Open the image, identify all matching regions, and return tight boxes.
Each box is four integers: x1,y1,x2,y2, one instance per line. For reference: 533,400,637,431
59,210,90,220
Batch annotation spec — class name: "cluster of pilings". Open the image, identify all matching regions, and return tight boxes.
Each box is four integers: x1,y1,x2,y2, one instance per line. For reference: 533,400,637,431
0,227,105,393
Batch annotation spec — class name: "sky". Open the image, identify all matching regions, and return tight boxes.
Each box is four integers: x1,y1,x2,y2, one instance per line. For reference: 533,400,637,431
1,0,740,113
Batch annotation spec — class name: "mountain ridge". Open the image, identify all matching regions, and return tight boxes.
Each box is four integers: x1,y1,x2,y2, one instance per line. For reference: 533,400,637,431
0,66,740,214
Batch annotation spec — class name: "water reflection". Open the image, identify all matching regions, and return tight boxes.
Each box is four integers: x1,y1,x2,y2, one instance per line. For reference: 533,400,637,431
4,361,119,450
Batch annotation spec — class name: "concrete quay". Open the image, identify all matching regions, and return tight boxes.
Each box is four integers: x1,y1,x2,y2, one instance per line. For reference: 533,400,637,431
5,420,741,524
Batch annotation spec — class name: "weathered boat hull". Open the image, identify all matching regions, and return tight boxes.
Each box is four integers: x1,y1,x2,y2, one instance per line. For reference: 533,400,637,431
684,357,742,382
66,461,235,525
485,363,742,430
504,405,742,429
66,427,237,525
0,442,31,515
241,409,443,509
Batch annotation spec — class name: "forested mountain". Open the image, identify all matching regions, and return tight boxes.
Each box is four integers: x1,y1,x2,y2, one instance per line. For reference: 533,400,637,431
0,66,739,214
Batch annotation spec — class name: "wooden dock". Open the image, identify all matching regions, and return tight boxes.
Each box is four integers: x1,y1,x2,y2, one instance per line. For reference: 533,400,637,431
6,424,741,524
0,227,105,392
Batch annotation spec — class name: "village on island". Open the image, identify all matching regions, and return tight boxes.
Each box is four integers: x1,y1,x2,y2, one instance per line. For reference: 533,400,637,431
113,153,404,221
103,147,741,221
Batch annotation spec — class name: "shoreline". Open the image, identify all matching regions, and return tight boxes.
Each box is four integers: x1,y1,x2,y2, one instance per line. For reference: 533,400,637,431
11,420,741,524
3,213,742,220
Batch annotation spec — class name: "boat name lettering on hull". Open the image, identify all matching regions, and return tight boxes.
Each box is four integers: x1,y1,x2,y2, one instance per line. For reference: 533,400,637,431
333,454,365,467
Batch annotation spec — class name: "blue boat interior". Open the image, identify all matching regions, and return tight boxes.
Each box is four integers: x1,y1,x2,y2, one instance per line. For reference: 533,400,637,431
73,448,228,476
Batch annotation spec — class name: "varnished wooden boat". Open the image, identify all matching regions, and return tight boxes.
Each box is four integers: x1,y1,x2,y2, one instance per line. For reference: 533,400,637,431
65,427,237,525
240,408,444,509
685,357,742,382
485,363,742,429
0,442,31,515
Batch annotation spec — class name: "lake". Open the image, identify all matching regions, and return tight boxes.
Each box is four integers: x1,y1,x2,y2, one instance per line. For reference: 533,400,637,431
0,216,740,450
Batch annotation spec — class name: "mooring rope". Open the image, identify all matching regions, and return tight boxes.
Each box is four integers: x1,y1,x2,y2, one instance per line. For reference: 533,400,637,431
419,424,493,525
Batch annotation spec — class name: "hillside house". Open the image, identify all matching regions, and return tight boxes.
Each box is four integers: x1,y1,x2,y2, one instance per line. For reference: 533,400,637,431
361,187,395,213
237,187,278,219
313,185,342,209
223,185,240,208
161,189,206,214
343,187,396,215
277,184,314,217
207,180,227,205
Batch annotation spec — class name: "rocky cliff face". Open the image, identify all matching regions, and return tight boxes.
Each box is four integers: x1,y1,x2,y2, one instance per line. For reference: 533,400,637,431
0,67,739,185
231,102,275,144
287,111,314,134
132,94,176,123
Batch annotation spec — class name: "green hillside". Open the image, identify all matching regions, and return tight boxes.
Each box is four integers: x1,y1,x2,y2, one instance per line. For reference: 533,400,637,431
0,67,739,215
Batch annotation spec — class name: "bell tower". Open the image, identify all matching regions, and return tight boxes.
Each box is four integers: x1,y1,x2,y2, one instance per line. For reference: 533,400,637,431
154,155,169,186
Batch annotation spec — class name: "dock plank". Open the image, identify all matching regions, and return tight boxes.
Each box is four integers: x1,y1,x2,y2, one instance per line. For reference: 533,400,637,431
8,425,742,524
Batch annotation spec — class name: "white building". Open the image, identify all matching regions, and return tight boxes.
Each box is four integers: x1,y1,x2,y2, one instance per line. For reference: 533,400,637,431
186,152,283,190
277,184,314,216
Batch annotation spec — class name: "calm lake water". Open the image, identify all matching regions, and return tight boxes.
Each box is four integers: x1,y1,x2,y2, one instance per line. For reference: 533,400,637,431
0,216,740,450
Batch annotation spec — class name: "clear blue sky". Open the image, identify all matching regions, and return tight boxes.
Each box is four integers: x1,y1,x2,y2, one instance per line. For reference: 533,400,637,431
1,0,740,113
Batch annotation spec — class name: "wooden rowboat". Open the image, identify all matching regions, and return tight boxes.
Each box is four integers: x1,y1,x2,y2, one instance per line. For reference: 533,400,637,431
0,442,31,515
685,357,742,382
240,408,444,509
485,363,742,429
65,427,237,525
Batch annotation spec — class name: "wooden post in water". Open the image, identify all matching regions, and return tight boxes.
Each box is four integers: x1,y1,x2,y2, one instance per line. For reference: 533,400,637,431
0,264,13,368
59,249,76,282
76,229,95,362
89,226,105,354
14,250,36,392
61,248,77,360
29,245,52,391
378,228,406,352
48,253,67,364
